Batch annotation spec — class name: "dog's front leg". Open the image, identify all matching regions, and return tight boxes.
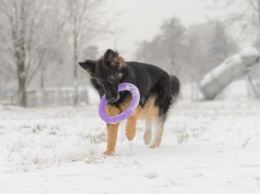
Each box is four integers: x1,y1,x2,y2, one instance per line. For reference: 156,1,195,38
104,105,121,156
125,105,142,141
104,123,120,156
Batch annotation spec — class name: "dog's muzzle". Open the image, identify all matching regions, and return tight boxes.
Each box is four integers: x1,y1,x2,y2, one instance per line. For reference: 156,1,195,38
107,95,120,104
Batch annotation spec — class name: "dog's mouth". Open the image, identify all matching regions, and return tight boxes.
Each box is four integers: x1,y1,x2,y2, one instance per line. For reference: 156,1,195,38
107,94,120,104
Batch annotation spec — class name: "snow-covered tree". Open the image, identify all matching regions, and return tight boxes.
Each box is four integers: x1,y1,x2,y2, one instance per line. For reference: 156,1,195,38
209,22,238,66
0,0,63,106
136,17,187,75
136,18,238,83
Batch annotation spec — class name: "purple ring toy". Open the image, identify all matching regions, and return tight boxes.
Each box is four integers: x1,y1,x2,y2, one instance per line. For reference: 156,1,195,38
98,83,140,124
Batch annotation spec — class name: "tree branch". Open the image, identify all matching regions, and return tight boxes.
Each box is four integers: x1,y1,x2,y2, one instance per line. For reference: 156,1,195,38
248,0,259,11
0,52,17,69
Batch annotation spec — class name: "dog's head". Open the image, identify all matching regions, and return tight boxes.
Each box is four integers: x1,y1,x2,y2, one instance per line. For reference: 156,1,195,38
79,49,126,103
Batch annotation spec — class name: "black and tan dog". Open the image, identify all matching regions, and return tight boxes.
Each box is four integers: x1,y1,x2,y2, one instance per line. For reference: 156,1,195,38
79,49,180,155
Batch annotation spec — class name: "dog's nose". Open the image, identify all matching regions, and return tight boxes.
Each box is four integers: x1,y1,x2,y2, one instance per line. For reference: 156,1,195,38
108,97,118,103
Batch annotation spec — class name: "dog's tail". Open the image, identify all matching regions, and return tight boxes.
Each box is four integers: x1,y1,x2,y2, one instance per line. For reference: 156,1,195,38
170,75,180,101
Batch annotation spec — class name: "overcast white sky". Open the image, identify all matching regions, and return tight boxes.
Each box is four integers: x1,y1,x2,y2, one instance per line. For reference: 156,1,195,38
96,0,209,60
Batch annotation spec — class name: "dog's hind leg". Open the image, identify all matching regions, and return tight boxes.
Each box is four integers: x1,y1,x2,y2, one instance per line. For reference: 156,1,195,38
150,117,164,148
125,105,142,141
143,120,152,145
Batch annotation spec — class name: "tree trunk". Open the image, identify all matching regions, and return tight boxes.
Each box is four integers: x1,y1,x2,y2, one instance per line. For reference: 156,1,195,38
18,75,27,107
17,60,27,107
73,33,79,106
15,41,27,107
13,0,28,107
258,0,260,35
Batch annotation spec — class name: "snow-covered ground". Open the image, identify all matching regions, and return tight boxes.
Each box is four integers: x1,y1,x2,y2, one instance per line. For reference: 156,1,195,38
0,99,260,194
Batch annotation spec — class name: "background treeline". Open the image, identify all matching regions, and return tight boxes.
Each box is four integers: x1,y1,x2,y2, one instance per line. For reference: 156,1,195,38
0,0,260,106
136,18,238,82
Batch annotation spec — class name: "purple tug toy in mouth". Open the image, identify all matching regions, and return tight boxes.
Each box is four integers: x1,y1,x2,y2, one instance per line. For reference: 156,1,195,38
98,83,140,124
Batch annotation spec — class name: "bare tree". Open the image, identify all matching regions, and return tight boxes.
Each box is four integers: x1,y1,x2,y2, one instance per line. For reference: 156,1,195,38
136,17,187,75
0,0,63,106
161,17,187,75
136,18,239,83
209,21,238,66
65,0,107,105
207,0,260,43
207,0,260,79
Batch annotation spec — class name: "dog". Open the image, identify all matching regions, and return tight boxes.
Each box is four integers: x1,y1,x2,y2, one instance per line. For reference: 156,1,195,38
79,49,180,155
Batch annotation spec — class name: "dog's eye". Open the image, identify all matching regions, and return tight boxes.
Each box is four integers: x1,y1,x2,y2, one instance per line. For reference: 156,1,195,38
108,76,115,83
97,78,104,85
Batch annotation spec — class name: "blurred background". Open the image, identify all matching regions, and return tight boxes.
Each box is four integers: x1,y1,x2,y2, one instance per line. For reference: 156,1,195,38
0,0,260,107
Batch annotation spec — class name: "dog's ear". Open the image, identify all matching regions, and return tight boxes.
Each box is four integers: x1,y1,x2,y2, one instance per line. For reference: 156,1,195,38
78,60,95,73
104,49,118,63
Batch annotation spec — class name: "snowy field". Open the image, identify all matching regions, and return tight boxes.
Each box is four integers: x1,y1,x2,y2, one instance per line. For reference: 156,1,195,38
0,99,260,194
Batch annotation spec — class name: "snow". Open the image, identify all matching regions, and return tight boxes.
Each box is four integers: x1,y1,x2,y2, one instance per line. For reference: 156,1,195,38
1,99,260,194
240,47,259,58
239,47,260,67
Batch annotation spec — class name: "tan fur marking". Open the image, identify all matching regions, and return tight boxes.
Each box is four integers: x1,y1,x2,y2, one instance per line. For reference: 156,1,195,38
112,56,126,68
118,97,132,112
150,118,164,148
86,71,93,79
125,105,143,141
104,123,119,156
143,120,152,145
116,98,143,141
104,105,121,156
140,97,159,120
85,60,97,79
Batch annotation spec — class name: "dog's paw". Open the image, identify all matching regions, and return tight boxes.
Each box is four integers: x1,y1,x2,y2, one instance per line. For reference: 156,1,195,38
103,150,114,156
143,131,152,145
150,142,160,149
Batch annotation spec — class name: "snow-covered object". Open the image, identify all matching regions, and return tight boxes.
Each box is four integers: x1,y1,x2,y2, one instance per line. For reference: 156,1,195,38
198,47,259,100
